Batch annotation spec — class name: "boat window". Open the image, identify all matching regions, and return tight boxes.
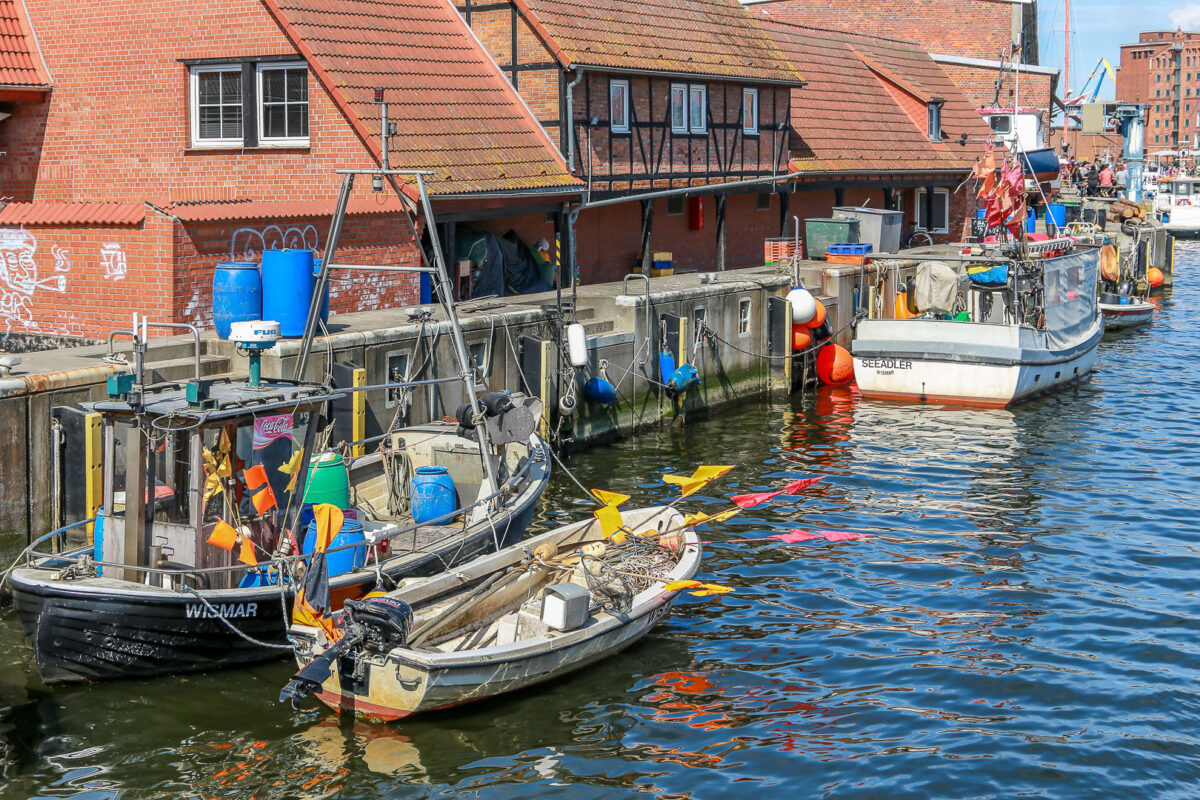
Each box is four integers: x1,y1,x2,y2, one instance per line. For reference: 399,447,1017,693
469,341,491,378
989,115,1012,134
386,350,411,407
738,298,752,337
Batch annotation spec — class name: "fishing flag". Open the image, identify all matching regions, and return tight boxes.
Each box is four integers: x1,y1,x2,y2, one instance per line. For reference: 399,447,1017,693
293,503,343,641
237,536,258,567
819,530,871,542
690,583,733,597
591,489,630,539
784,476,825,494
663,580,703,592
278,449,304,492
683,508,741,527
207,519,239,551
771,530,821,543
242,465,278,515
662,465,734,498
730,489,786,509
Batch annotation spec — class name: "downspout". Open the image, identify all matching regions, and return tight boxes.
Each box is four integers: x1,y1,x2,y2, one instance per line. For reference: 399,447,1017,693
566,67,585,172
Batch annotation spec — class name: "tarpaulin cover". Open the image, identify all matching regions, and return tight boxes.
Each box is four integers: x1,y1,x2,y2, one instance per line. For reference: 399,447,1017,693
1042,249,1099,350
914,261,966,314
455,226,552,298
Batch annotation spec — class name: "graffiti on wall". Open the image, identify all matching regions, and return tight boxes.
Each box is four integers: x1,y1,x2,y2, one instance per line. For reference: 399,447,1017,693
101,243,128,281
0,229,68,338
230,224,320,261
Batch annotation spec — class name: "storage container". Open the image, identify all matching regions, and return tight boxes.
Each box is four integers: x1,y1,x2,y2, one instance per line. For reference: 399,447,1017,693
409,465,458,525
832,207,903,253
542,583,590,631
312,256,330,327
301,453,351,509
303,517,367,576
805,218,859,261
1046,203,1067,233
212,262,262,339
261,249,315,337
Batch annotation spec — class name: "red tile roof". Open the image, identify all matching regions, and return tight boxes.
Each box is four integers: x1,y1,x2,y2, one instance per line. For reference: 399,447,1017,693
0,0,50,89
754,17,991,174
262,0,581,196
0,202,144,226
165,197,412,222
517,0,801,83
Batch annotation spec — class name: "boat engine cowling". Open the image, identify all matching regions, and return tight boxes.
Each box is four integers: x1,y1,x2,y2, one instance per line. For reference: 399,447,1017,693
342,596,413,655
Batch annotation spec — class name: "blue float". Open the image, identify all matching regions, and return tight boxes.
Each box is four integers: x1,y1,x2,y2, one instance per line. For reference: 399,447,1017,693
261,249,315,337
410,465,459,524
667,363,700,394
212,262,262,339
303,517,367,576
584,376,618,405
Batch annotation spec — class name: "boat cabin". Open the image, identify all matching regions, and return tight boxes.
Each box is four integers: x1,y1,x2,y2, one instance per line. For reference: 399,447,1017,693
980,108,1045,153
1154,177,1200,210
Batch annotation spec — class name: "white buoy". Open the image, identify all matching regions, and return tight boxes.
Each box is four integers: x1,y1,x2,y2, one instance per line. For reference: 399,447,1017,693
786,286,817,326
565,323,589,368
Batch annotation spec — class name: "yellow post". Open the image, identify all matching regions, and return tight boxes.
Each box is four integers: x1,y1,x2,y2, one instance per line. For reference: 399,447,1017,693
352,367,367,458
84,412,102,541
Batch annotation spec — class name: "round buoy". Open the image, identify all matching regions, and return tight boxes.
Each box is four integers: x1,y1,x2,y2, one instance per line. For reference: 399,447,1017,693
786,286,817,326
791,324,811,352
1147,267,1165,287
816,344,854,386
805,299,827,329
1100,245,1119,282
810,319,833,346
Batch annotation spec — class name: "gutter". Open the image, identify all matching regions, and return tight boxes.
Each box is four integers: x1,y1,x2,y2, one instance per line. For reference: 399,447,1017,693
930,53,1060,77
574,62,805,88
566,67,585,172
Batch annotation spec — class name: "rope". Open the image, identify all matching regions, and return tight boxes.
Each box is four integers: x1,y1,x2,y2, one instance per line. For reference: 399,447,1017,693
697,310,861,362
181,584,294,650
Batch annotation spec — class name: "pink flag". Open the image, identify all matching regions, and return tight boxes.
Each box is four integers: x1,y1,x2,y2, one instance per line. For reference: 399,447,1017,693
771,530,821,543
730,489,785,509
820,530,870,542
784,476,825,494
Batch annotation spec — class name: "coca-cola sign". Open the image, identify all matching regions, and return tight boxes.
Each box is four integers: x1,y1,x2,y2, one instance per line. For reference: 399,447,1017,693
253,414,295,450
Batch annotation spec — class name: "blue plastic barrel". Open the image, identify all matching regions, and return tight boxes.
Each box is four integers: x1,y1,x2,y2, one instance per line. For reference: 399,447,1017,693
1026,207,1037,232
261,249,315,337
212,262,262,339
303,517,367,576
976,208,986,219
1046,203,1067,233
312,257,330,327
410,466,458,524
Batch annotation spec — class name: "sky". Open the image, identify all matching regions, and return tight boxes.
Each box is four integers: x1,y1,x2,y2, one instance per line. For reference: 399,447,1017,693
1038,0,1200,99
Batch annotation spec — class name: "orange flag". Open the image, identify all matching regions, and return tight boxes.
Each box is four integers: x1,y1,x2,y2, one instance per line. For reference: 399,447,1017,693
238,536,258,566
242,464,278,515
207,520,238,551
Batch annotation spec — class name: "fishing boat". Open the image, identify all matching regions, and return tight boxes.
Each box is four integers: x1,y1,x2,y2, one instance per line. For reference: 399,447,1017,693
1154,176,1200,237
281,506,701,720
5,167,552,684
852,241,1103,406
1098,293,1155,329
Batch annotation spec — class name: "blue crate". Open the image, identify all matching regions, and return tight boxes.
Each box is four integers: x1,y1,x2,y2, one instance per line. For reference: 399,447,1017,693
826,242,874,256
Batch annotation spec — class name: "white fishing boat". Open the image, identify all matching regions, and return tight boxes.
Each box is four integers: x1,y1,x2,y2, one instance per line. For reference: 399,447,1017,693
1155,176,1200,237
281,506,701,720
852,243,1103,407
1098,293,1155,330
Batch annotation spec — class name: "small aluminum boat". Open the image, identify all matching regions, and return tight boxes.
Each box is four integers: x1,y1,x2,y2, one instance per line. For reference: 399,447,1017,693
1098,293,1155,330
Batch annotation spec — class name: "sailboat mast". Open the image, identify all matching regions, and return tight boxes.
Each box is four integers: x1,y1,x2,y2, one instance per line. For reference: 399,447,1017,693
1064,0,1071,98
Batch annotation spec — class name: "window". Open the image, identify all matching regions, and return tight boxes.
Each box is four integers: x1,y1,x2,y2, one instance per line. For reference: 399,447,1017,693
670,84,687,133
738,298,752,337
989,115,1011,134
257,63,309,145
688,84,707,133
610,79,630,133
927,100,943,142
915,188,949,233
191,66,243,146
742,87,759,135
755,193,771,210
666,195,685,215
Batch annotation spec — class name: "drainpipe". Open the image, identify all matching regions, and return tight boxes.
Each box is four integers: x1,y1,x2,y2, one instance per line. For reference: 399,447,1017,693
566,67,585,172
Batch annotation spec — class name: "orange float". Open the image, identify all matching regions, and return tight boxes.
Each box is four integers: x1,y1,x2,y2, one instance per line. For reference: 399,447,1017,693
1100,245,1119,282
791,324,812,352
816,344,854,386
1147,267,1164,287
894,291,916,319
805,299,827,329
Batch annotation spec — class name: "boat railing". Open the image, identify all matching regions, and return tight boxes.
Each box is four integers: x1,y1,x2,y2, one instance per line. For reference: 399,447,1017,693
21,439,548,586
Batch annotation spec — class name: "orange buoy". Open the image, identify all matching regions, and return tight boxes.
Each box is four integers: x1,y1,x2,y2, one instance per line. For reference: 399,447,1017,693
816,344,854,386
791,324,812,352
805,299,827,329
1147,267,1165,287
894,291,916,320
1100,245,1119,282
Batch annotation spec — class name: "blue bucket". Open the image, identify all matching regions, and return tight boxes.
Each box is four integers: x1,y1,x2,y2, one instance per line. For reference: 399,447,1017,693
262,249,315,337
212,262,262,339
303,517,367,576
1046,203,1067,233
410,466,458,525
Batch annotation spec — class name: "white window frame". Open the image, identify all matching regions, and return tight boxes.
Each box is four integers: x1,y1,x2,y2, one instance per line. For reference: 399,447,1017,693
610,79,630,134
927,101,943,142
256,62,310,147
190,65,244,148
670,83,688,133
915,188,950,234
737,297,752,337
743,87,759,135
688,84,707,134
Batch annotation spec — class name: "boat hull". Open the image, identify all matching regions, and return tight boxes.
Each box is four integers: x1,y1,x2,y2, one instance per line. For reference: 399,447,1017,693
9,442,548,685
1099,301,1154,330
852,317,1102,407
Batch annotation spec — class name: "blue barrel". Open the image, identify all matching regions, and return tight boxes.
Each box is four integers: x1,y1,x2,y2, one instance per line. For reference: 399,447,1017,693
1046,203,1067,233
212,262,262,339
303,517,367,576
261,249,315,337
410,466,458,524
1026,207,1037,232
312,257,330,327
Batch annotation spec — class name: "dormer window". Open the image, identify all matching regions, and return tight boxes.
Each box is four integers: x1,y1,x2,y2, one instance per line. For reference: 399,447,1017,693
927,99,944,142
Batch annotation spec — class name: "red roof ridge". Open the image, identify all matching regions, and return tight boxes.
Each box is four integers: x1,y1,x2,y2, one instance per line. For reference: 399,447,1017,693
854,50,932,103
0,201,144,226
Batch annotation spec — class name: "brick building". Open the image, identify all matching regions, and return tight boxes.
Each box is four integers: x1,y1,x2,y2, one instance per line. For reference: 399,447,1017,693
742,0,1058,146
1115,29,1200,152
0,0,578,343
753,17,993,242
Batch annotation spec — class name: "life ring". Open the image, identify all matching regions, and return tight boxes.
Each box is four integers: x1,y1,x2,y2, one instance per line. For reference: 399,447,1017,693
1179,199,1191,206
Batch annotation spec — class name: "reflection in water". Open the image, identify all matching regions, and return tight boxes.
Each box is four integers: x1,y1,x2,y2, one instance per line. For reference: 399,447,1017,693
2,249,1200,798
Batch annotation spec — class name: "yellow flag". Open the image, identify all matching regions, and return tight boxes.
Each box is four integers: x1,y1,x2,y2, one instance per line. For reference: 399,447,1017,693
591,488,630,507
690,583,733,597
662,465,733,498
663,579,703,592
278,449,304,492
595,504,624,539
683,507,741,527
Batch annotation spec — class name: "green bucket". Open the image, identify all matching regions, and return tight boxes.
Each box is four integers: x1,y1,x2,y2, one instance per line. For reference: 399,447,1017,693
302,452,351,509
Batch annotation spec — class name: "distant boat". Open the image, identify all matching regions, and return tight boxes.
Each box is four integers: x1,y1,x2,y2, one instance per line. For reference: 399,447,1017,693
1098,292,1155,330
281,506,702,720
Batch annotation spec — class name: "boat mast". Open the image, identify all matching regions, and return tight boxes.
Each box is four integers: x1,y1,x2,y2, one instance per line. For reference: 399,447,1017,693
1064,0,1070,100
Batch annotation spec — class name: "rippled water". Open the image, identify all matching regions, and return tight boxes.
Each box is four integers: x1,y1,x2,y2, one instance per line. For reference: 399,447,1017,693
4,248,1200,799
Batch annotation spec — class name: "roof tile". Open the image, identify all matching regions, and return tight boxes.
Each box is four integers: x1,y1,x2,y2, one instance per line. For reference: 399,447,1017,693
0,202,144,226
0,0,49,88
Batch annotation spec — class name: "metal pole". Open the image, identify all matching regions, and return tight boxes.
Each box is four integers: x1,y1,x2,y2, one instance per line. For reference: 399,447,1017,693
293,173,354,381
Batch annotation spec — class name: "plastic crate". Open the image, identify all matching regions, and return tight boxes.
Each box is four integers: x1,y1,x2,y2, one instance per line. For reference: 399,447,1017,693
826,242,873,256
805,218,860,260
764,237,802,264
826,253,867,265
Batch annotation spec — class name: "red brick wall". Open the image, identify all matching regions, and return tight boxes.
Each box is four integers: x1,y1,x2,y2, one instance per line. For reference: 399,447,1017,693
14,0,378,204
752,0,1016,61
